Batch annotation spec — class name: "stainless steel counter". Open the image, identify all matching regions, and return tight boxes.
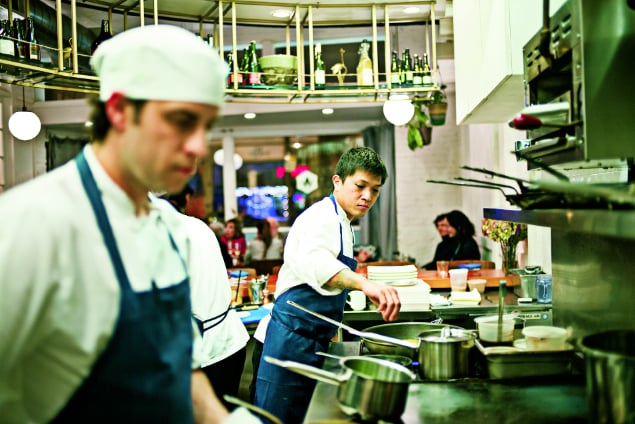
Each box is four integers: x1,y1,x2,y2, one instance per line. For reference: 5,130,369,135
305,342,587,423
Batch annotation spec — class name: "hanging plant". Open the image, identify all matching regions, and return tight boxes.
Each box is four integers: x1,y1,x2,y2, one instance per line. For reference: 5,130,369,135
406,100,431,151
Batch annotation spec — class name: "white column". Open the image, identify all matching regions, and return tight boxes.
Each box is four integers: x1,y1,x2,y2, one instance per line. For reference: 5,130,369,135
222,130,238,221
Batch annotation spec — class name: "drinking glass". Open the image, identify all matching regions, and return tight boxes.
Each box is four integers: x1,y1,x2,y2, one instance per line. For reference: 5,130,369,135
436,261,450,278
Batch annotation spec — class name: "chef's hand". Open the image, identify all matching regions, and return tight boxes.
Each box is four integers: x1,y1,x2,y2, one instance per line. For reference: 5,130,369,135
361,280,401,322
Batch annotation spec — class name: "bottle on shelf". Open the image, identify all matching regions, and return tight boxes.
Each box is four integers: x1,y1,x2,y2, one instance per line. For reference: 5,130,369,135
13,18,27,60
412,54,422,86
239,46,250,86
422,52,433,87
90,19,112,56
356,39,373,87
27,17,40,62
247,40,260,85
0,20,14,56
226,50,243,87
314,43,325,89
401,48,413,86
390,50,400,87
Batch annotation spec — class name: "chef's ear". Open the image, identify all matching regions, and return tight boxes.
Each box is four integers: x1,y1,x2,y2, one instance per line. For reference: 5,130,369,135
332,174,342,189
104,92,128,131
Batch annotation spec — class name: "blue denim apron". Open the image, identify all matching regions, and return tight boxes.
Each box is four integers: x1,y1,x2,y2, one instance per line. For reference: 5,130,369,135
255,195,357,424
52,151,193,423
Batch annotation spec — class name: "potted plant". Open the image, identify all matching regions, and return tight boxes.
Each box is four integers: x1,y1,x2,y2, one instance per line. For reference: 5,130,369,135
406,99,432,151
425,84,448,126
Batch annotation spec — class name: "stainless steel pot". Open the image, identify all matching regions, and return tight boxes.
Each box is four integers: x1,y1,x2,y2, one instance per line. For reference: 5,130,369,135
361,322,460,359
579,330,635,424
417,328,476,380
265,355,415,421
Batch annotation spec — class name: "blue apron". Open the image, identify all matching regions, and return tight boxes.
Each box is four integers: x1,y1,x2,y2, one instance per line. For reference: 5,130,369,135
255,195,357,424
52,151,194,423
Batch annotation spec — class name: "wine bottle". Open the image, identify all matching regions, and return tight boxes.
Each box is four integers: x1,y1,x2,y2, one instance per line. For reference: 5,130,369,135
356,39,373,87
27,17,40,62
314,43,325,89
0,20,14,56
401,48,413,86
13,18,27,60
247,40,260,85
226,50,243,87
390,50,400,86
412,54,422,86
422,52,433,86
90,19,112,55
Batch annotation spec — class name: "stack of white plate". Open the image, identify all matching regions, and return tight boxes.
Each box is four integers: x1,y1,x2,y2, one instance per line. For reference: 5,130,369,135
367,265,418,282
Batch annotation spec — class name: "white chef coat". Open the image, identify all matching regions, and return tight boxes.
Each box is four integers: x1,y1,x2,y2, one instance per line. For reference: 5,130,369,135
0,145,204,423
180,214,249,367
275,196,354,298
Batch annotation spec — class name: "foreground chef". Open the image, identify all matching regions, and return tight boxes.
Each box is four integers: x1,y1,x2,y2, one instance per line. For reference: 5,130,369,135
254,147,401,423
0,25,252,423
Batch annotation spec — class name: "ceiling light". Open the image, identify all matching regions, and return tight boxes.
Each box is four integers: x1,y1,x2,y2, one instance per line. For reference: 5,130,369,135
382,95,415,126
8,85,42,141
403,7,420,14
292,142,302,149
244,112,256,119
322,108,334,115
213,149,243,170
271,9,292,18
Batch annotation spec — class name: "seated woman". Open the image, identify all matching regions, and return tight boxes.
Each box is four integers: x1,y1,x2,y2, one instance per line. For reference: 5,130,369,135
245,219,283,262
220,218,247,265
423,210,480,269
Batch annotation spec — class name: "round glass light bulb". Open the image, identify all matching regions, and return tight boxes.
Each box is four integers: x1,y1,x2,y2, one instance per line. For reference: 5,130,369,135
382,98,415,126
213,149,243,170
8,110,42,141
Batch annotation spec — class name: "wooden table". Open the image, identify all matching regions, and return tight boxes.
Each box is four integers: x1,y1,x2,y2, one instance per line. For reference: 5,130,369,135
417,269,518,289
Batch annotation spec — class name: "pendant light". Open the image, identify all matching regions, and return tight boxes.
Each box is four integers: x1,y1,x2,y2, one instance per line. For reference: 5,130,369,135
8,85,42,141
383,94,415,126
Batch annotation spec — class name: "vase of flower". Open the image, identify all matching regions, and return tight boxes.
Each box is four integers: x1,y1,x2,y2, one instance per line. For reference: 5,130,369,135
482,218,527,275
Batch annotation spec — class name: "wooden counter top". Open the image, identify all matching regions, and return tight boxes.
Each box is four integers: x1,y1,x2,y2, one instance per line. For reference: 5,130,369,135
417,269,518,289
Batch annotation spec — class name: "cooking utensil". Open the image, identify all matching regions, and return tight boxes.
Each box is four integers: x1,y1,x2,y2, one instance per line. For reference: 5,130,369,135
417,328,475,380
316,351,413,368
508,113,582,131
579,330,635,424
286,300,419,350
360,322,460,359
265,355,415,420
223,395,283,424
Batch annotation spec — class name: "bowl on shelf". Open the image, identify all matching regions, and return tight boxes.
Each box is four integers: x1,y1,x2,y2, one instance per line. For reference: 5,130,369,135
258,54,298,86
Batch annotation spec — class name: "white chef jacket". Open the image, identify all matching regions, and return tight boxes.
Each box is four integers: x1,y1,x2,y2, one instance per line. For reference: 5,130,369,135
180,214,249,367
275,196,354,298
0,145,204,423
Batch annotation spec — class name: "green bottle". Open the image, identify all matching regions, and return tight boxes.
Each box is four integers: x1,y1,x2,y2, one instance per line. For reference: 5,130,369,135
247,40,260,85
422,52,433,87
401,48,413,86
390,50,400,86
412,54,422,86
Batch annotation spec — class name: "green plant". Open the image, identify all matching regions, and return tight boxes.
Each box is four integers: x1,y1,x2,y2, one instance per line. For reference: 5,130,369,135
406,100,431,150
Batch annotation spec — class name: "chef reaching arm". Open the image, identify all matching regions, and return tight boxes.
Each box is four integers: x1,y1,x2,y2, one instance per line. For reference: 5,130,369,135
254,147,401,424
0,25,253,423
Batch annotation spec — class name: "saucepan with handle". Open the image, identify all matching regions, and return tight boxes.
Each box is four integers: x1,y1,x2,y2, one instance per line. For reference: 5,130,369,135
264,355,415,420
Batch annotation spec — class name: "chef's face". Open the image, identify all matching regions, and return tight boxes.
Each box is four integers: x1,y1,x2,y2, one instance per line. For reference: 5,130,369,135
118,99,218,195
437,218,450,237
332,170,382,220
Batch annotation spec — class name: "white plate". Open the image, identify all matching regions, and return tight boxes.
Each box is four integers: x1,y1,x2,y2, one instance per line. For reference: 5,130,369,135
385,280,418,287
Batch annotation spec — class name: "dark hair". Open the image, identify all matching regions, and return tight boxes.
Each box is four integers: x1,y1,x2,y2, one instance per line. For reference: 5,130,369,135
446,210,476,239
434,213,447,225
256,219,273,250
88,95,147,141
335,147,388,185
226,218,244,239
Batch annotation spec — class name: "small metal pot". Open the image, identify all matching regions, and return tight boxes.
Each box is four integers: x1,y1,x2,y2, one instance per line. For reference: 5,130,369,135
361,322,459,359
417,328,476,380
265,355,416,420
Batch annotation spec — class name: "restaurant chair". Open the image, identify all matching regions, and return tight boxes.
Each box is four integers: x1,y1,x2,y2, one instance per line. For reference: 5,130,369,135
448,260,495,270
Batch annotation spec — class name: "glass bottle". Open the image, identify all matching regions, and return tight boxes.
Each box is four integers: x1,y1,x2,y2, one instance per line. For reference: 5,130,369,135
90,19,112,56
226,50,242,87
247,40,260,85
412,54,422,86
422,52,433,86
314,43,325,89
401,48,413,86
27,17,40,61
239,46,250,86
390,50,400,86
356,39,373,87
0,20,14,56
13,18,27,59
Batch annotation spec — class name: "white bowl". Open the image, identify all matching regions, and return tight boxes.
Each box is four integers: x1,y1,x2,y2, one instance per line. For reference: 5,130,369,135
474,314,516,342
522,325,568,350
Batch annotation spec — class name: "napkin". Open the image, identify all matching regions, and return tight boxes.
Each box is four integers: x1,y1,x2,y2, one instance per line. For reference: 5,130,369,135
449,288,482,305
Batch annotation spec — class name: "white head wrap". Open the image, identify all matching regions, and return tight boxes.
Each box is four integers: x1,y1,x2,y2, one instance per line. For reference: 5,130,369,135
90,25,227,106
